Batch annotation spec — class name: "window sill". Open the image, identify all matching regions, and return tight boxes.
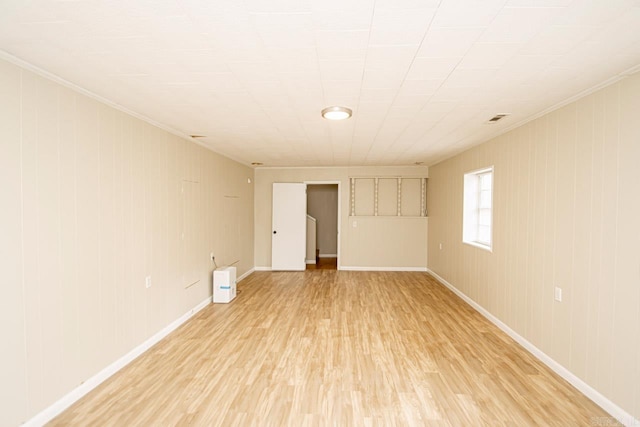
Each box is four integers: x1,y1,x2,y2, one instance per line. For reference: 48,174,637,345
463,240,493,253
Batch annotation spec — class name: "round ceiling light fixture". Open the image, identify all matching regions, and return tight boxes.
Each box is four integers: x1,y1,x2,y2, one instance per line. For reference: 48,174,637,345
321,106,352,120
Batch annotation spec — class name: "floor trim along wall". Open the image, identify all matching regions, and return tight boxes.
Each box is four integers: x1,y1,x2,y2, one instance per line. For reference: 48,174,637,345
427,269,638,427
24,269,257,427
237,268,255,282
254,266,272,271
341,266,428,272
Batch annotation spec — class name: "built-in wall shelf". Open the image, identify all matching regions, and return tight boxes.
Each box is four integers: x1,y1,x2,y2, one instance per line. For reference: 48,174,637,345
349,177,427,217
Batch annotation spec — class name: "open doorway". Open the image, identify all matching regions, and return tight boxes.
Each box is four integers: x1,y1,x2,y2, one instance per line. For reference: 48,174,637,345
305,183,339,270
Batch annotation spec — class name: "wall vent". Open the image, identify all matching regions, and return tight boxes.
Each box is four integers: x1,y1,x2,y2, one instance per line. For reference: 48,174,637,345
485,113,510,124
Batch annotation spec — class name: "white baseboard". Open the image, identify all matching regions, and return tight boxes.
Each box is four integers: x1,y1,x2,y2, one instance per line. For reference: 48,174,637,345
318,254,337,258
237,267,254,282
340,266,427,272
427,269,639,427
305,260,316,265
23,296,212,427
254,266,272,271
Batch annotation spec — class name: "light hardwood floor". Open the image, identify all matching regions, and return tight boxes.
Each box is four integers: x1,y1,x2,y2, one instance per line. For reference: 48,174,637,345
50,271,616,426
306,258,338,270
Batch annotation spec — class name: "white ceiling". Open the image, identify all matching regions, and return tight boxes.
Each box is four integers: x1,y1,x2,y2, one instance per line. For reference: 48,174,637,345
1,0,640,167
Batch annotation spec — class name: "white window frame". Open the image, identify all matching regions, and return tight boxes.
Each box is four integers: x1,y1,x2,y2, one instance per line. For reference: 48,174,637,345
463,166,493,252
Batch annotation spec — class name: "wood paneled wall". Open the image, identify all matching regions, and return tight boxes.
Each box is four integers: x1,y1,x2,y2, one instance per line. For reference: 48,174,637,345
0,58,254,426
428,71,640,421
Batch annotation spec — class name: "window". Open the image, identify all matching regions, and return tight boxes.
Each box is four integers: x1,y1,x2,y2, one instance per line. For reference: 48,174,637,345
463,167,493,251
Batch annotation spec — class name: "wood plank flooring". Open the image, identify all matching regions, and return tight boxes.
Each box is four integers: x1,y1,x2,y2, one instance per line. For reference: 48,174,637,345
306,257,337,270
50,271,616,426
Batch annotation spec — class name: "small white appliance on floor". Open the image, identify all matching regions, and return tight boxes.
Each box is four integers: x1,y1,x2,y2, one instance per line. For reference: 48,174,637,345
213,266,237,303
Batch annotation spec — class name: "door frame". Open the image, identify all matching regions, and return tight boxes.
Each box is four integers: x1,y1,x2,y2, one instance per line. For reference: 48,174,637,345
304,181,341,270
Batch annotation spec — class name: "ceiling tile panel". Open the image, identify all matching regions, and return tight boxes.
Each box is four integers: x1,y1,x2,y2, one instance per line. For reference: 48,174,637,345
431,0,506,27
479,7,567,44
416,26,485,58
457,42,523,69
369,7,437,46
406,57,460,80
1,0,639,167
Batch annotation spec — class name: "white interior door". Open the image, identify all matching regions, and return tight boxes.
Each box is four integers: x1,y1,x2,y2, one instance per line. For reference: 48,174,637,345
272,183,306,271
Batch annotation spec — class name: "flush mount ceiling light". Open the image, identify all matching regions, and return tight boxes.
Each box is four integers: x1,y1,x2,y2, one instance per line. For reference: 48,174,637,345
321,106,352,120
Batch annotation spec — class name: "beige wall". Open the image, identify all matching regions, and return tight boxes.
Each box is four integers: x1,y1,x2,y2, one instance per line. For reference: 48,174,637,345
0,58,254,426
306,215,316,263
428,72,640,420
307,184,338,256
254,167,428,269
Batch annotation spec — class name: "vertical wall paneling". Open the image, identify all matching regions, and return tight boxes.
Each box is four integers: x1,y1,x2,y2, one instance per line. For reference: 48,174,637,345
0,58,255,425
0,59,28,426
611,74,640,413
428,71,640,421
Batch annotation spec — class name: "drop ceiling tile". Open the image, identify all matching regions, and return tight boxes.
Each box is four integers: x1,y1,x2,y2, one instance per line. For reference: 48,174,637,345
244,0,312,13
165,50,231,73
505,0,574,6
228,61,279,82
552,0,637,26
406,57,460,80
268,48,320,75
397,79,442,96
311,0,375,13
320,60,364,81
366,44,419,69
369,7,437,45
428,86,473,103
315,30,369,50
441,67,498,88
416,27,485,58
323,80,362,105
317,46,368,62
359,88,398,104
375,0,441,9
491,54,560,84
362,62,410,90
311,10,372,32
521,25,597,55
457,42,522,69
252,13,316,49
392,93,429,108
479,7,566,44
431,0,505,27
2,0,640,167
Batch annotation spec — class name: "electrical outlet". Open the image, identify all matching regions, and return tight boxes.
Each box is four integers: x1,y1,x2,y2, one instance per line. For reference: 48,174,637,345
439,243,443,250
352,220,357,228
554,286,562,302
145,276,152,289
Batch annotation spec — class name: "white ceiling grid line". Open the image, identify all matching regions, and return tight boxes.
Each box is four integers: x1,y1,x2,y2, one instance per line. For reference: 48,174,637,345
1,0,639,166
